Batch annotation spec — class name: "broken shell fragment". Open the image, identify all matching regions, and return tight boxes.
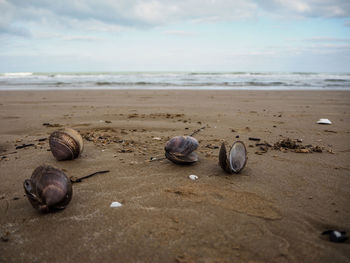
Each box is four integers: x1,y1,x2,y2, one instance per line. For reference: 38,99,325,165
165,136,199,165
23,165,73,212
49,128,84,161
219,141,247,174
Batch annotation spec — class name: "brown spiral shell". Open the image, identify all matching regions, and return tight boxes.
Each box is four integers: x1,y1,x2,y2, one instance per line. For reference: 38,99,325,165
23,165,73,212
219,141,247,174
49,128,83,161
165,136,199,165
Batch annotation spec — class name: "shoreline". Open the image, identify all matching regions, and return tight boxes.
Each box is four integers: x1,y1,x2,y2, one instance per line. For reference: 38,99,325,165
1,90,349,262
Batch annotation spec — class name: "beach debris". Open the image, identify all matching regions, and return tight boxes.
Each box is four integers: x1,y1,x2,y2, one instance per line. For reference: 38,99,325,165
189,174,198,180
273,138,323,153
153,137,162,141
23,165,72,212
322,230,348,243
105,120,112,123
219,141,247,174
82,128,142,153
165,136,199,165
149,156,167,162
255,141,272,154
37,138,47,142
295,149,311,153
15,143,34,149
327,149,335,154
70,170,109,183
110,201,122,208
205,144,219,149
255,144,269,154
1,231,9,242
189,126,206,137
249,137,261,141
317,119,332,125
49,128,84,161
324,130,337,133
256,142,272,147
175,254,194,263
43,123,62,127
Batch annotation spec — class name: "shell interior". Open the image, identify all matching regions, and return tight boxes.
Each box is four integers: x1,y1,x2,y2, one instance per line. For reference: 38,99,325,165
229,141,247,173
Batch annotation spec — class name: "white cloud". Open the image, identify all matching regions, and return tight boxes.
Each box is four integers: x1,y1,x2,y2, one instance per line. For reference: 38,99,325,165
1,0,350,38
162,30,197,37
61,35,102,41
1,0,258,37
265,0,350,17
305,37,350,42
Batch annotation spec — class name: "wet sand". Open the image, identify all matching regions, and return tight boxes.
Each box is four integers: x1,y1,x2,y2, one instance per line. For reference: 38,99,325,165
0,90,350,262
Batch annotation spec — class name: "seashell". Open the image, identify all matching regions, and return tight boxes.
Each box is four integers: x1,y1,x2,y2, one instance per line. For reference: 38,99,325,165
219,141,247,174
23,165,72,212
165,136,199,165
49,128,83,161
317,118,332,125
322,230,348,243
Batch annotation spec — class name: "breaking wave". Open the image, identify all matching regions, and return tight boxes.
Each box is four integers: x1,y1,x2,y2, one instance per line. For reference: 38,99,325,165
0,71,349,90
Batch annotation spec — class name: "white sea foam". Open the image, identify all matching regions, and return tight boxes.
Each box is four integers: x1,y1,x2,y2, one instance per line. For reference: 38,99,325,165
0,72,349,90
2,72,33,77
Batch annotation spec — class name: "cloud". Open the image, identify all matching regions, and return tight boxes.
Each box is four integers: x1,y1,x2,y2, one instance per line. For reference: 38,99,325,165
305,37,350,42
0,0,258,37
257,0,350,18
61,35,102,41
1,0,350,38
162,30,197,37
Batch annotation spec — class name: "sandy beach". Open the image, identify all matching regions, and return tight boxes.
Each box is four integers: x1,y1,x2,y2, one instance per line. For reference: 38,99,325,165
0,90,349,262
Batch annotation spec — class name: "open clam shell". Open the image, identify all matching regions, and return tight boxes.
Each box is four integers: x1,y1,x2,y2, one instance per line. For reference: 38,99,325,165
23,165,72,212
49,128,83,161
165,136,199,164
219,141,247,174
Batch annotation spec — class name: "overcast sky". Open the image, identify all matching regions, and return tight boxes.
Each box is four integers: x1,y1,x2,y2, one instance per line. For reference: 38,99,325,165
1,0,350,72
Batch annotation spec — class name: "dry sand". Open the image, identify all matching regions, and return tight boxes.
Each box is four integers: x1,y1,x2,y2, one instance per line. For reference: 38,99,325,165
0,90,349,262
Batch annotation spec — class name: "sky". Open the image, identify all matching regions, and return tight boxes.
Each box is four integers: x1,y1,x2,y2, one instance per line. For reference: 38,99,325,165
1,0,350,73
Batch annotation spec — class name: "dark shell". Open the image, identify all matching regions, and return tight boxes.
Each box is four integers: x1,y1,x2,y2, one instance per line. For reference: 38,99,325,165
165,136,199,164
49,128,83,161
23,165,72,212
219,141,247,174
322,230,348,243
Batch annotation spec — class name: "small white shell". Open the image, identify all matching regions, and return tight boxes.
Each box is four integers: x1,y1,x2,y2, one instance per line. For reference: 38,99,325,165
110,202,122,208
317,119,332,125
189,175,198,180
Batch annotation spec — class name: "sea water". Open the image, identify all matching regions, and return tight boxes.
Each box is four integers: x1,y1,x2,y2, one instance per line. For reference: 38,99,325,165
0,72,349,90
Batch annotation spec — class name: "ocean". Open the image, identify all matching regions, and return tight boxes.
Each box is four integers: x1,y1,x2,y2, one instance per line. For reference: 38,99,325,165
0,72,349,90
